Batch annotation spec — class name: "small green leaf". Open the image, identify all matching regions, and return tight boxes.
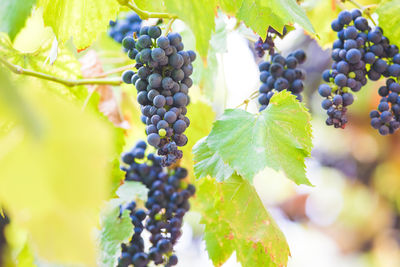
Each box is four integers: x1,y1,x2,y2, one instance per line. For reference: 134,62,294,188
193,137,234,181
377,0,400,49
237,0,314,39
99,200,134,267
37,0,120,49
0,0,36,40
202,91,312,185
116,181,148,202
197,175,290,267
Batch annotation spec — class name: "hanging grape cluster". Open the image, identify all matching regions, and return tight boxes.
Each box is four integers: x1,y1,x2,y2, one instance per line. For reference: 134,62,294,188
318,9,400,135
118,141,195,267
121,26,196,166
109,12,142,43
257,51,307,111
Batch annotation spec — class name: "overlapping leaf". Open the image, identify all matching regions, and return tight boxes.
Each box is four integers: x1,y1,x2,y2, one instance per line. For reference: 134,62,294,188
377,0,400,48
0,79,118,265
197,175,290,267
98,201,134,267
37,0,120,50
0,0,36,40
194,91,313,185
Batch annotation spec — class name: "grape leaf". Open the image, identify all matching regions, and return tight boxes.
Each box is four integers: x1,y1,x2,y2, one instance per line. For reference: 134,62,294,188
197,175,290,267
116,181,149,202
377,0,400,49
197,91,312,185
0,83,119,265
37,0,120,50
0,0,36,41
99,200,134,267
193,137,234,181
237,0,314,39
164,0,216,58
0,27,87,101
180,100,216,183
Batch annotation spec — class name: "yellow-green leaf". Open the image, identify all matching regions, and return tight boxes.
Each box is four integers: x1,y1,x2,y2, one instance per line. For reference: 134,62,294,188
0,78,118,265
37,0,120,49
197,175,290,267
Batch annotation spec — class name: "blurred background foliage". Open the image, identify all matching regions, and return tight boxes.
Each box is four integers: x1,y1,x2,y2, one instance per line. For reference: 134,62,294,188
0,0,400,266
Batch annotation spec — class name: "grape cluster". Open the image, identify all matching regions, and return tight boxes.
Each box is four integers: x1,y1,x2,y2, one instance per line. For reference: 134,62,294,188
370,79,400,135
254,26,288,57
0,212,9,257
108,12,142,43
318,9,400,134
121,26,196,166
258,50,306,111
118,141,195,267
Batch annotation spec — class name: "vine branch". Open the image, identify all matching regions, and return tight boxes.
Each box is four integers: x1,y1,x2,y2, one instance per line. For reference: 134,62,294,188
118,0,177,19
0,57,122,87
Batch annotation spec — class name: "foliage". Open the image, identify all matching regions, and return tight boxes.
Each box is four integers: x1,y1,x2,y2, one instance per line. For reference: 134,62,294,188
197,175,290,267
194,91,313,185
1,0,400,266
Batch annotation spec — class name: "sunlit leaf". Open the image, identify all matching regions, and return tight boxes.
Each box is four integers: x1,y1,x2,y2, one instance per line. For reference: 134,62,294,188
377,0,400,49
197,175,290,267
37,0,120,50
0,0,36,41
98,201,133,267
196,91,313,184
0,83,118,265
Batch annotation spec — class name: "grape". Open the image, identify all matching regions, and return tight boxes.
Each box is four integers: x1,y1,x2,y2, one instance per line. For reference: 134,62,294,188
173,120,186,134
345,49,361,64
173,92,188,107
151,48,166,62
148,26,162,39
148,133,161,146
122,36,136,50
137,35,152,49
164,111,177,124
108,12,142,44
318,84,331,97
122,70,135,84
153,95,166,108
148,73,162,88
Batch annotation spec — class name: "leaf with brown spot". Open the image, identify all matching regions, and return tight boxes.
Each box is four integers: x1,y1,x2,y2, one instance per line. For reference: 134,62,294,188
79,50,129,129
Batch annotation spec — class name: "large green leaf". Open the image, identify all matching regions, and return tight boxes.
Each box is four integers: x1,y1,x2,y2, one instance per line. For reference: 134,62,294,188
37,0,120,50
197,175,290,267
193,137,234,181
0,0,36,41
98,201,134,267
136,0,313,59
196,91,313,185
377,0,400,48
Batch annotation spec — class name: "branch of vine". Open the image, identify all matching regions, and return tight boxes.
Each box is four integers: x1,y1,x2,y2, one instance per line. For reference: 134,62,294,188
0,57,122,87
119,0,178,19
